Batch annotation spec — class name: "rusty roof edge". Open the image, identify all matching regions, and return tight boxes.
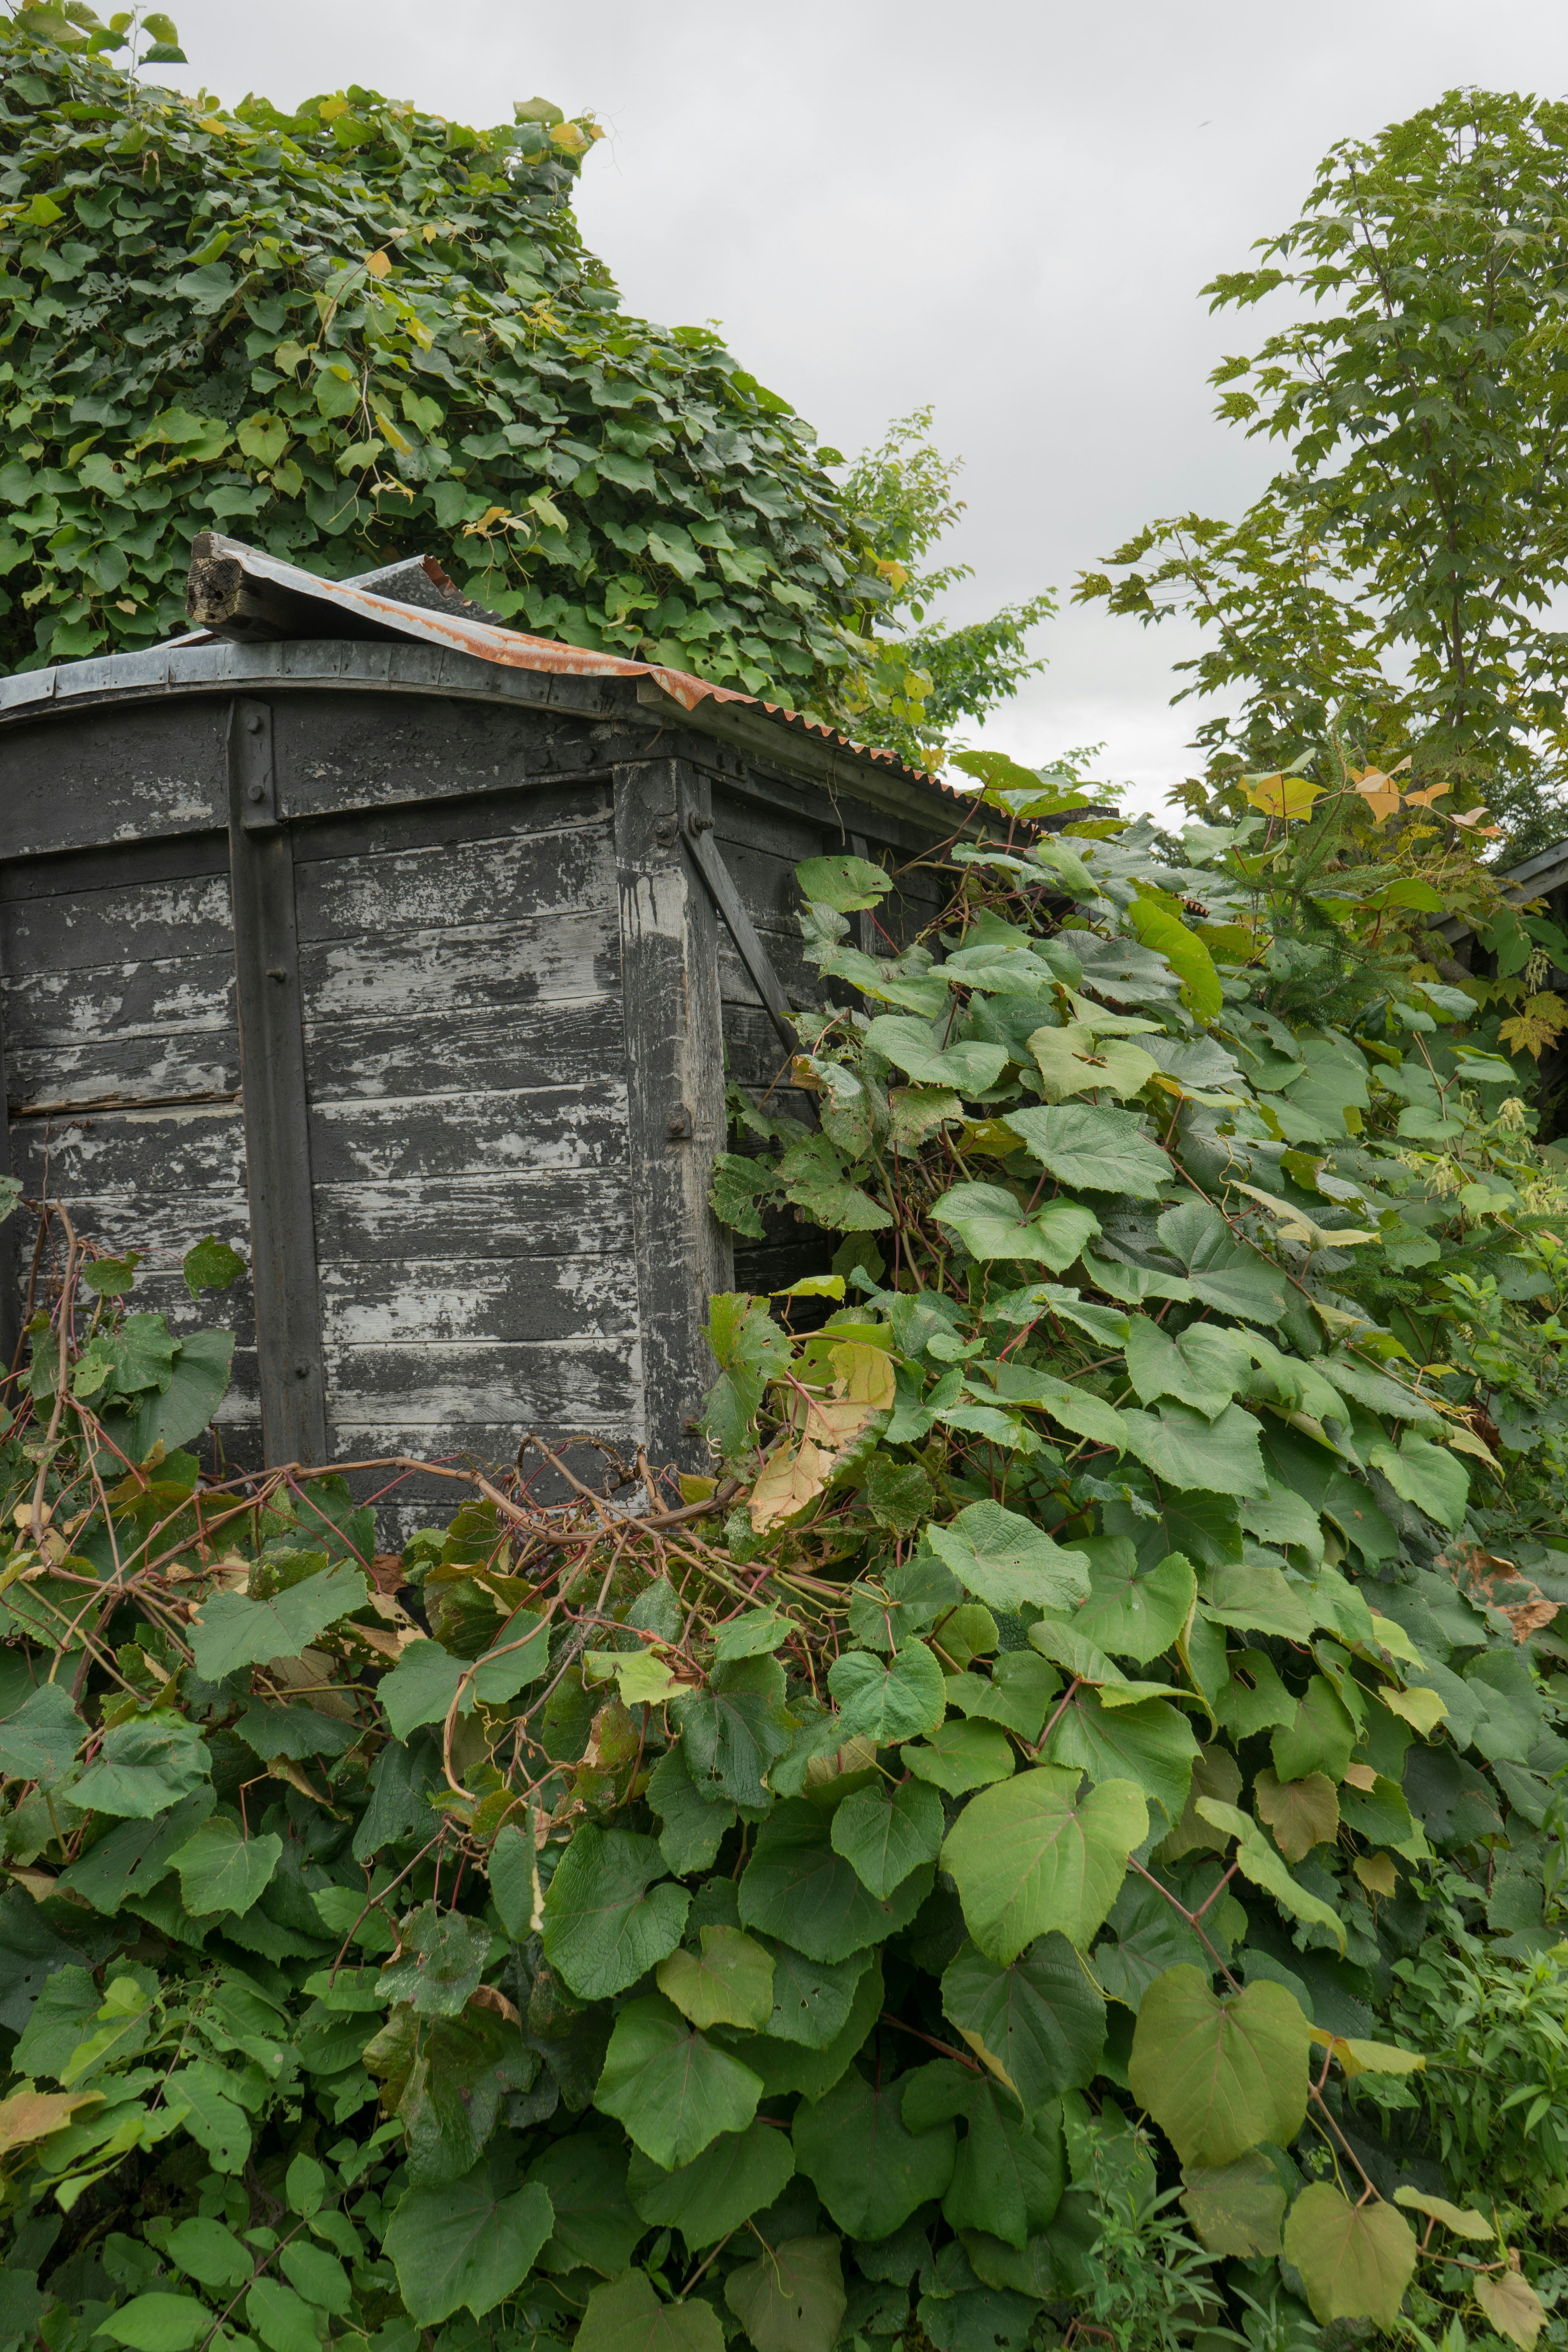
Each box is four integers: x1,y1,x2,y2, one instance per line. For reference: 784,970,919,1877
188,531,978,808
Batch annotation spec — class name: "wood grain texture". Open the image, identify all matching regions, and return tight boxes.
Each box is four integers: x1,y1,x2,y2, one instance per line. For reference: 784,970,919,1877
0,699,227,858
3,956,234,1050
312,1169,632,1264
301,998,623,1106
293,815,612,941
319,1254,636,1348
270,688,615,823
614,758,731,1468
324,1336,640,1427
307,1081,627,1186
228,697,327,1464
1,871,233,978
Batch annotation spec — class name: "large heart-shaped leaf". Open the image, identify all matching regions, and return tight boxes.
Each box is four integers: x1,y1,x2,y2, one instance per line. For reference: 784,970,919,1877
542,1827,690,2000
627,2119,795,2250
826,1640,947,1746
594,1994,762,2168
1006,1103,1172,1198
189,1563,369,1682
577,2270,725,2352
927,1502,1090,1615
940,1933,1106,2107
739,1801,932,1962
0,1681,82,1782
1283,2183,1417,2328
1180,2150,1287,2256
384,2165,554,2325
168,1819,281,1919
901,2058,1064,2248
1253,1768,1339,1863
656,1928,774,2031
942,1768,1147,1961
1121,1402,1269,1500
1128,1965,1309,2166
792,2067,957,2238
1071,1545,1196,1665
724,2236,846,2352
830,1777,944,1898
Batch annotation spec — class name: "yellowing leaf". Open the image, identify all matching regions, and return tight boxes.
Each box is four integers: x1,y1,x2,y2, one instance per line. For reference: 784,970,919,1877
1377,1684,1446,1736
0,2088,102,2155
1499,993,1568,1059
1244,772,1322,822
365,249,392,277
828,1342,896,1408
1354,1852,1398,1897
1392,2185,1493,2241
748,1439,832,1533
1475,2265,1546,2350
1350,768,1403,823
1310,2027,1423,2078
1283,2184,1417,2328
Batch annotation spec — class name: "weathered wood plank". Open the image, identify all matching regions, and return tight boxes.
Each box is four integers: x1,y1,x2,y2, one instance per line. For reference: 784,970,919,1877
288,776,615,869
324,1336,640,1425
301,907,617,1021
614,758,731,1468
270,689,614,823
7,1038,240,1116
319,1254,635,1348
228,697,327,1464
1,873,234,980
302,998,623,1106
313,1170,633,1263
0,833,230,908
0,701,227,858
307,1082,628,1185
2,956,234,1049
293,818,613,943
2,1183,250,1247
7,1104,249,1194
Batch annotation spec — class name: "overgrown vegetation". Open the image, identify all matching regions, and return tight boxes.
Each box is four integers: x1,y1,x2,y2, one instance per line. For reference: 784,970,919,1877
0,2,1049,766
5,750,1568,2350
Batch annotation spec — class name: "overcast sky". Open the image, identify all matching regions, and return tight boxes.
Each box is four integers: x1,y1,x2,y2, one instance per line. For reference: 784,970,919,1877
150,1,1568,813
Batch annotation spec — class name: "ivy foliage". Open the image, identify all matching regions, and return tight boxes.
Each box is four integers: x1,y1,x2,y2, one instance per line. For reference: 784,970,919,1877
5,764,1568,2349
0,2,880,695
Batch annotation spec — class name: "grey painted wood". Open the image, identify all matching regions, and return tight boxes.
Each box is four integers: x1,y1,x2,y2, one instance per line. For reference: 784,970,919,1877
307,1080,628,1186
614,756,731,1468
0,894,16,1373
227,697,327,1464
302,998,624,1106
313,1169,633,1263
685,822,798,1054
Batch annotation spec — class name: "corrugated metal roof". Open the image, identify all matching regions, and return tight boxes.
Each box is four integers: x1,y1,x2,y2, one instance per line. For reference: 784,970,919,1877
182,531,958,797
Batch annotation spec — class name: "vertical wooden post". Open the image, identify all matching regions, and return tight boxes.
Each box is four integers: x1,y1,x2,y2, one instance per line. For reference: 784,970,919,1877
0,932,17,1375
227,699,327,1465
613,757,733,1470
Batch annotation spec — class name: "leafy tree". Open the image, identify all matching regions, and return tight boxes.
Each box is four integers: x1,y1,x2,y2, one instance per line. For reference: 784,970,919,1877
822,408,1055,765
1077,87,1568,856
0,4,1049,773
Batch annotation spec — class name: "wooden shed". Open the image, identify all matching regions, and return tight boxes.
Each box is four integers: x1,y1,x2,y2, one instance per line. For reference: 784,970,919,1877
0,533,971,1510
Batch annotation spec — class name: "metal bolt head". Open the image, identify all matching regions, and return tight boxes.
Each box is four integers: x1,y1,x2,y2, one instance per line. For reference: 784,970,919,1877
248,782,265,801
294,1361,310,1379
653,816,678,846
245,713,263,734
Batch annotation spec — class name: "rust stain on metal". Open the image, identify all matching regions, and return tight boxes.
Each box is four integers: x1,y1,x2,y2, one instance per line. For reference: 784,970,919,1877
185,531,957,794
